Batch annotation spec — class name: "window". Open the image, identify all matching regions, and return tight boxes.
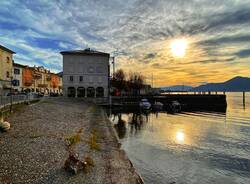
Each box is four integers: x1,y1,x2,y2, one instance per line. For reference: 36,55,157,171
7,57,10,63
13,80,20,86
6,71,10,78
88,66,94,73
14,68,20,75
69,76,74,82
79,76,83,82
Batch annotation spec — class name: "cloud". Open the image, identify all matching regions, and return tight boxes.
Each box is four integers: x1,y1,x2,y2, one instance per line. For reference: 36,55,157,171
1,0,250,86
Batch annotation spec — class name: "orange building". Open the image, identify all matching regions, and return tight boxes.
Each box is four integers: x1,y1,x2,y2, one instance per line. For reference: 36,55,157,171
22,67,34,90
21,66,62,94
50,73,60,92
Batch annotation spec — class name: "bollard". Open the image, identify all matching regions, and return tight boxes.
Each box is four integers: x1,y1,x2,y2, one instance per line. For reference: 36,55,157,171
243,91,245,107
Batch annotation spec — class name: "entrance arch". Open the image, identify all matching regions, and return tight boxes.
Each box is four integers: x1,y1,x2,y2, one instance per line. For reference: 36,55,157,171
68,87,76,97
96,87,104,97
77,87,85,97
87,87,95,97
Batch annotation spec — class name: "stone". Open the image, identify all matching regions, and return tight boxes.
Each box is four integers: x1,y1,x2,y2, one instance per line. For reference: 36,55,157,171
0,121,10,131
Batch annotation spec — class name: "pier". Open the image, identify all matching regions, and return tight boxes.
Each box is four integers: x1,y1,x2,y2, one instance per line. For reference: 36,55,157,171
111,94,227,112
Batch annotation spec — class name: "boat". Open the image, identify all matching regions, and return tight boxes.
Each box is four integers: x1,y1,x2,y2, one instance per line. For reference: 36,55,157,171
169,100,181,113
152,101,164,111
139,99,151,110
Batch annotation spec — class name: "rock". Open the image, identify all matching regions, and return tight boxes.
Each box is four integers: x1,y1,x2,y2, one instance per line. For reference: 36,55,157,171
64,153,85,174
0,121,11,132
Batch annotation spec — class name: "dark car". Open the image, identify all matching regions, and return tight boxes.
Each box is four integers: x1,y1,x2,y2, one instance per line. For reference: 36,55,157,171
49,92,59,97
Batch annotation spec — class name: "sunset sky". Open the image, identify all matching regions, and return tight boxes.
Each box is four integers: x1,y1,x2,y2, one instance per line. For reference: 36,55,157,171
1,0,250,87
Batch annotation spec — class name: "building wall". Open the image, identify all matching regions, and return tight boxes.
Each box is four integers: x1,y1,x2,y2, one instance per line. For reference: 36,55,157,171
63,54,109,97
50,73,61,93
22,66,62,94
12,65,23,91
22,67,34,91
0,48,13,92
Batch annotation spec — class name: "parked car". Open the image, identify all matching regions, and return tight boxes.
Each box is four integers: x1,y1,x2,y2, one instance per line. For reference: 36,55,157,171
38,92,44,97
49,92,59,97
6,92,18,96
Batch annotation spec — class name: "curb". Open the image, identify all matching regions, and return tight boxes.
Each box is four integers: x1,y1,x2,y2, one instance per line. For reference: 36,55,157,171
102,108,144,184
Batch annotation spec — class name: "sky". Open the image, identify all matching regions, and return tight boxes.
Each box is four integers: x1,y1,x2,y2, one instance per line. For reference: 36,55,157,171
1,0,250,87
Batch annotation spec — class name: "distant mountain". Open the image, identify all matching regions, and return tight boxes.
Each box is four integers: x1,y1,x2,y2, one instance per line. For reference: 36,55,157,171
161,85,193,91
192,76,250,92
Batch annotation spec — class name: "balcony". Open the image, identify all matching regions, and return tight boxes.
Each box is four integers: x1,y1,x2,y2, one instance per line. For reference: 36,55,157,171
33,71,42,79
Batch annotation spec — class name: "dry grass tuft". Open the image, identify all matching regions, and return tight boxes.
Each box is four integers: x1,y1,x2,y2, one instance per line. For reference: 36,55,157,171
65,128,83,148
86,129,101,151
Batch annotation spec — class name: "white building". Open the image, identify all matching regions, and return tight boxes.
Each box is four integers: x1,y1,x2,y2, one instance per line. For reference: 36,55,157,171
12,63,25,92
60,49,110,98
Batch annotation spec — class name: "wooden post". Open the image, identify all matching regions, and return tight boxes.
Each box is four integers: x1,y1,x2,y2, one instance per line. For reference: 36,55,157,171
243,91,245,107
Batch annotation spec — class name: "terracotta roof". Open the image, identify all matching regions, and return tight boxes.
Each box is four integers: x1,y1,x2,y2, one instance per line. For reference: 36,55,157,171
60,48,109,57
0,45,16,54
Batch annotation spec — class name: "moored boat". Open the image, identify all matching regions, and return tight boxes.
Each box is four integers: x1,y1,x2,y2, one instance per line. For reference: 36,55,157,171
139,99,151,110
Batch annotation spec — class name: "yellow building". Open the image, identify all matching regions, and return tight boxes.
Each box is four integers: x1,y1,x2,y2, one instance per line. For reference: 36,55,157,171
0,45,15,94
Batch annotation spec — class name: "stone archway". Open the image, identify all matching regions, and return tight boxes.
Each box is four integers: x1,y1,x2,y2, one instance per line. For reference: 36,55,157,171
68,87,76,97
77,87,85,98
87,87,95,97
96,87,104,97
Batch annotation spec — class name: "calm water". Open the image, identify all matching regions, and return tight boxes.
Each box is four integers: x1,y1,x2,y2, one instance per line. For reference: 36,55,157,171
109,93,250,184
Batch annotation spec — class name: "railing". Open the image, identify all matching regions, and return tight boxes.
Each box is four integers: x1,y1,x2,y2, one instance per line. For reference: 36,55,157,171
0,94,40,109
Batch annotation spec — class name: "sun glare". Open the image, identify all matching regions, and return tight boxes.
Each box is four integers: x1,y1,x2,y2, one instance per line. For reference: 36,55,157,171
170,39,188,58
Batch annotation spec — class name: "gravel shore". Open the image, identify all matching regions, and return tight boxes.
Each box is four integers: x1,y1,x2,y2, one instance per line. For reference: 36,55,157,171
0,97,143,184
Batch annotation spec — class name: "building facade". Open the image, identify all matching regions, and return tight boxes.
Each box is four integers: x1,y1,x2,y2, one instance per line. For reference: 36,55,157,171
12,63,25,92
0,45,15,94
0,45,62,95
22,66,62,94
61,49,110,98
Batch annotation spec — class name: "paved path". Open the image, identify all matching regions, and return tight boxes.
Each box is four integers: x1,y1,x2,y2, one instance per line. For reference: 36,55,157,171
0,97,143,184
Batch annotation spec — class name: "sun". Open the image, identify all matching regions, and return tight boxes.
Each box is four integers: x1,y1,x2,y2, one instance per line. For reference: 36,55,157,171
170,39,188,58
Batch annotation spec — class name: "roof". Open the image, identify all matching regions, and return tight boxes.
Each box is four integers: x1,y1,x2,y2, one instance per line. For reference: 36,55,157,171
0,45,16,54
13,63,26,68
60,48,109,57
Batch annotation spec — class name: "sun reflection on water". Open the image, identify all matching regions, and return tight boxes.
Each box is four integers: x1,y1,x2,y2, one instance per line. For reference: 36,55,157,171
176,130,185,143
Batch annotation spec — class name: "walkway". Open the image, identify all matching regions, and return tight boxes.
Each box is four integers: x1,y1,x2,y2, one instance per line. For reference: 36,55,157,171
0,97,142,184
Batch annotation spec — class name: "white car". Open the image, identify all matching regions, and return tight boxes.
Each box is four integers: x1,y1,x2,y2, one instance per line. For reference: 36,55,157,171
139,99,151,110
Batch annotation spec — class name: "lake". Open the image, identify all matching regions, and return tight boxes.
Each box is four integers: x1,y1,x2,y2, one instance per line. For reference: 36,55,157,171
108,93,250,184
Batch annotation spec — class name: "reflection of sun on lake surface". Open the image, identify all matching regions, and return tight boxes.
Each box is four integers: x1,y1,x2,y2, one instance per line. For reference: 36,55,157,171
176,130,185,143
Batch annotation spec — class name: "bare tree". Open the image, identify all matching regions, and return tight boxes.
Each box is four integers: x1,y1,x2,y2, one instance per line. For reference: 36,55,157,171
112,69,126,92
128,72,145,95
